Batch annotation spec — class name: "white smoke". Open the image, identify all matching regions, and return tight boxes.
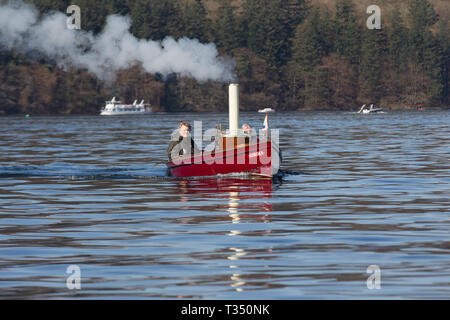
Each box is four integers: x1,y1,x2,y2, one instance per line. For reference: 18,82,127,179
0,1,236,82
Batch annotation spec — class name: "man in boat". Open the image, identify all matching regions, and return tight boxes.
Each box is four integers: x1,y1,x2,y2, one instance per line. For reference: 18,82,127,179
168,121,200,162
242,123,252,134
241,123,260,145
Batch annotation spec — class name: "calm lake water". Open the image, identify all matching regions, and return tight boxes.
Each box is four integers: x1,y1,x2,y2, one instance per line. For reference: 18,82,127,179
0,110,449,299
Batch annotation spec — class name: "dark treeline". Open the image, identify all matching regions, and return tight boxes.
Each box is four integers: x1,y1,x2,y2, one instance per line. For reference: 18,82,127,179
0,0,448,115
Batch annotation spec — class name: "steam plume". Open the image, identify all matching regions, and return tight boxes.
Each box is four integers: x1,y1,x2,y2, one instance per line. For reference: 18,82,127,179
0,1,236,82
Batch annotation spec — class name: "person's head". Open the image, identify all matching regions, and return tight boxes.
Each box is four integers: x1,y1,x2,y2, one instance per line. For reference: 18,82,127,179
242,123,251,133
178,121,191,138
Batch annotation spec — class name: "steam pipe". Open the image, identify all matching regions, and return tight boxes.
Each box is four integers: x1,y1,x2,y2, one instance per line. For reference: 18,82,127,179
228,83,239,137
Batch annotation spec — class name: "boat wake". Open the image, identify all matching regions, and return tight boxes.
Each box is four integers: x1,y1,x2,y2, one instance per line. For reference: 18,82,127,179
277,169,311,176
0,163,166,180
0,164,310,181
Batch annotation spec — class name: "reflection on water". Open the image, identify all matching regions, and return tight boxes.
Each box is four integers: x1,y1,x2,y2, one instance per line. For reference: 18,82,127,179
216,178,273,294
229,248,247,292
0,111,449,299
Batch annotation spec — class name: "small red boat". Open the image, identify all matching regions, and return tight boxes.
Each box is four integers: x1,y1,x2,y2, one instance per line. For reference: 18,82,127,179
167,84,281,178
167,139,280,178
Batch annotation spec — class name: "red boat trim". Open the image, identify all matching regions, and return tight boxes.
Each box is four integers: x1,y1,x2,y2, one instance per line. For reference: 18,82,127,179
167,143,267,169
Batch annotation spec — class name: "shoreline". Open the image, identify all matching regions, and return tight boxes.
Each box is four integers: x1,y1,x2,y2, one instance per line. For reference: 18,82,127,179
1,107,449,117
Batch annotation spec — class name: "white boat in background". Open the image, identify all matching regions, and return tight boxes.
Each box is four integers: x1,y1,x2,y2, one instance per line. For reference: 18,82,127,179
100,97,152,115
357,104,385,114
258,107,275,113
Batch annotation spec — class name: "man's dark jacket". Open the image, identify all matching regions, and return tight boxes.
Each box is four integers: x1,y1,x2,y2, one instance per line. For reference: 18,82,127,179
168,133,200,162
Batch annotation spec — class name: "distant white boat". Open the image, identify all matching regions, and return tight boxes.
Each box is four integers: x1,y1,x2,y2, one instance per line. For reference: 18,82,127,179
258,107,275,113
357,104,384,114
100,97,152,115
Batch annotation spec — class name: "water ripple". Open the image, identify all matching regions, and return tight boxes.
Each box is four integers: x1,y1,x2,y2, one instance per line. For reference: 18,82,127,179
0,111,449,299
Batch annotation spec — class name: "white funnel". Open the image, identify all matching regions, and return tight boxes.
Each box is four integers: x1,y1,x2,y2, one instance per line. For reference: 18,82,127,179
228,83,240,136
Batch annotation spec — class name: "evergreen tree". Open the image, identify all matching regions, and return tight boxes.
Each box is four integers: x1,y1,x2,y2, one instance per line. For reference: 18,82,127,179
164,74,180,111
236,54,252,81
333,0,360,65
183,0,211,43
281,60,303,108
280,0,311,37
408,0,445,105
244,0,290,68
106,0,131,16
292,7,326,72
140,0,167,40
421,29,445,104
408,0,439,65
388,5,409,73
359,28,387,101
214,0,239,52
318,7,333,55
164,1,185,39
243,0,265,55
130,0,153,39
31,0,71,14
289,7,329,108
130,0,180,40
303,65,331,108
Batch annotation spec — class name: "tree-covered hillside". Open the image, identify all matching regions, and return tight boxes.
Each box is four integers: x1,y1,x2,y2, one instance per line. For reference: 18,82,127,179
0,0,448,115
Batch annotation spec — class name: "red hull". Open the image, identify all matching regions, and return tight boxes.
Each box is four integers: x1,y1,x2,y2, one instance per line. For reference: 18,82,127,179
167,141,279,178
